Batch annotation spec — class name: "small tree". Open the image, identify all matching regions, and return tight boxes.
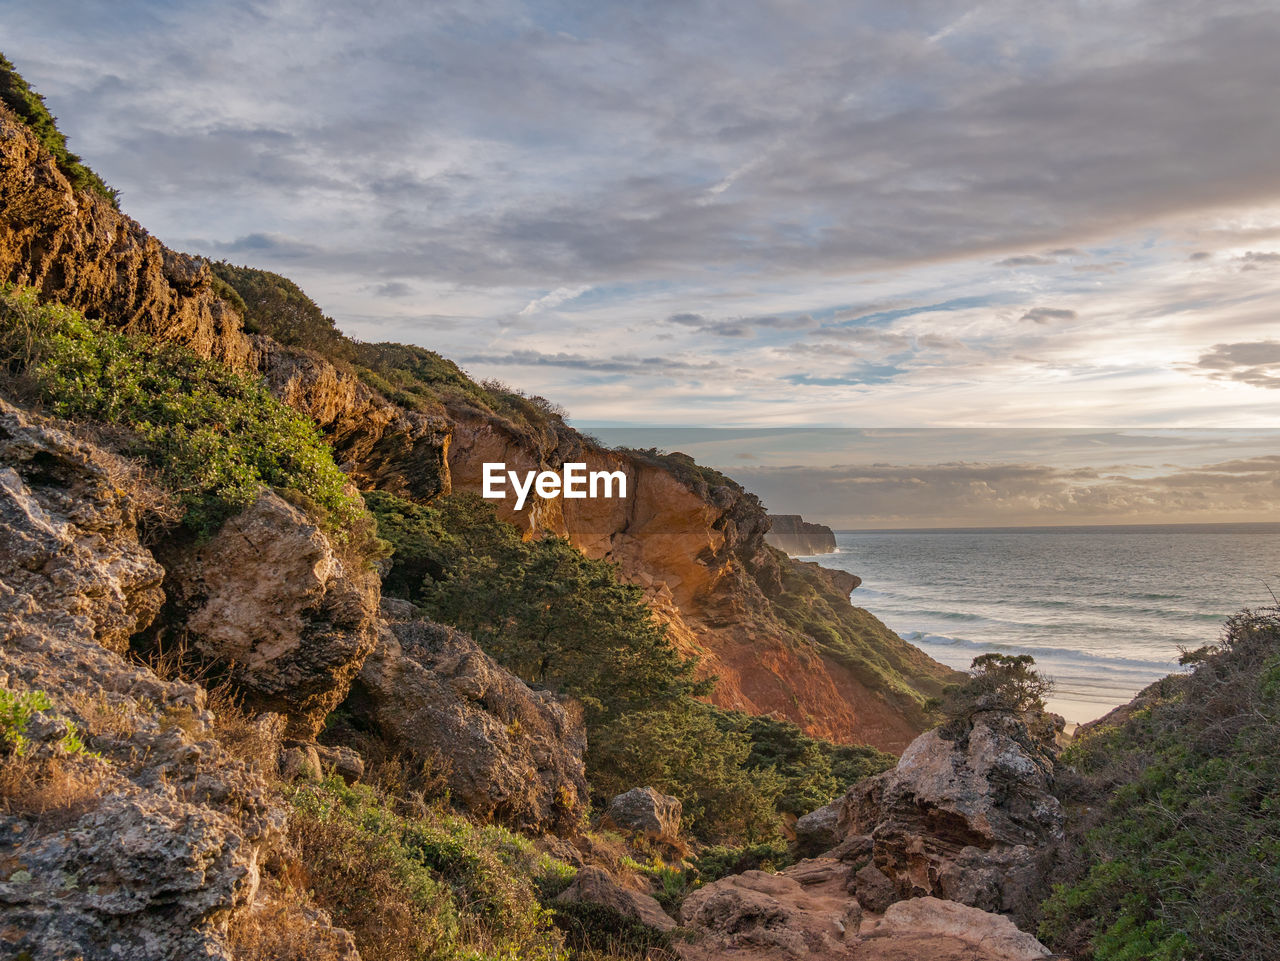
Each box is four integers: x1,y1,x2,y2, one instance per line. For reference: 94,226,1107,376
940,653,1053,720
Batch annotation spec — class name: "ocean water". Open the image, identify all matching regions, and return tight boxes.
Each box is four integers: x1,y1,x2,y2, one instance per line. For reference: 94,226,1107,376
804,524,1280,724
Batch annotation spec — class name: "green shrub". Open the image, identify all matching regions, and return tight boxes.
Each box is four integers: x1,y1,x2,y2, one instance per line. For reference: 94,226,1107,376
549,901,674,960
712,710,895,816
1040,608,1280,961
0,689,91,757
0,53,119,207
0,287,368,542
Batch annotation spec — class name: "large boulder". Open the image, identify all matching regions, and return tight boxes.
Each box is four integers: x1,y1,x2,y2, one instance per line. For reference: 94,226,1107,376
600,786,682,843
836,709,1064,914
792,799,841,858
555,866,675,932
861,897,1053,960
0,400,289,960
157,490,381,738
353,618,587,834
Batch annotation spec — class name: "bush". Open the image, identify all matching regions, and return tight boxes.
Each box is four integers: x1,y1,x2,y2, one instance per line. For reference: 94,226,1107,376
714,710,895,816
1040,608,1280,961
287,776,571,961
0,287,369,543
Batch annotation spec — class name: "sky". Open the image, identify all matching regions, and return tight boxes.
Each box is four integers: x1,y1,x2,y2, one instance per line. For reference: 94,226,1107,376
5,0,1280,525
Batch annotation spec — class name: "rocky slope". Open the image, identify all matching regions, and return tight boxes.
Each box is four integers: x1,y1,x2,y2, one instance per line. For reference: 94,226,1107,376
0,104,956,751
765,515,838,556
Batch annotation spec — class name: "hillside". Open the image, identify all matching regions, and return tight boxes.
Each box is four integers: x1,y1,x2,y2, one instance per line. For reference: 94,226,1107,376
0,98,955,751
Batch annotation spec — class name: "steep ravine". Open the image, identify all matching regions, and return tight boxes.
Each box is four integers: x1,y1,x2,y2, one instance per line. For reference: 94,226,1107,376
0,104,956,751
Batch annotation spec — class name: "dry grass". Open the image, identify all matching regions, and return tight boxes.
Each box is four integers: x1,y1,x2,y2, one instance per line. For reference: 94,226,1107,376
228,880,356,961
0,753,108,827
59,689,141,742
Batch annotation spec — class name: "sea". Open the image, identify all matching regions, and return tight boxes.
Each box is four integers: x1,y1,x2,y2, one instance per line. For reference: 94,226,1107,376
801,524,1280,725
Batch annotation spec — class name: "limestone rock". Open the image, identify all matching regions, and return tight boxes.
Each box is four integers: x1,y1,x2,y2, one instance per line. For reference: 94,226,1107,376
600,786,682,843
837,709,1064,914
0,399,287,960
157,490,381,738
680,862,856,959
555,866,676,932
864,897,1053,960
353,618,587,834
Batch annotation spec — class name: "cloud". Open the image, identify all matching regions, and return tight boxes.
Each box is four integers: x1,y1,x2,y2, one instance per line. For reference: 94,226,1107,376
459,349,726,375
997,255,1056,267
1237,251,1280,270
1193,341,1280,388
517,285,591,316
1021,307,1079,324
370,281,413,298
1189,251,1213,261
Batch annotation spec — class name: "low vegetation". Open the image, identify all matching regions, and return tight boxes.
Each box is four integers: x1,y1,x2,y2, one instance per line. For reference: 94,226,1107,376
285,775,572,961
771,552,949,723
1040,607,1280,961
0,286,372,544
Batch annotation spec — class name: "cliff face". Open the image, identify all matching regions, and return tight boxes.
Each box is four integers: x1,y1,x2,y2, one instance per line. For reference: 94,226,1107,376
0,107,956,751
765,514,838,556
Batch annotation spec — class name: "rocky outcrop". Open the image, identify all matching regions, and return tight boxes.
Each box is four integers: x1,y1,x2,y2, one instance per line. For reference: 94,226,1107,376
792,801,843,858
351,616,588,834
251,338,452,502
0,109,251,368
680,863,860,958
678,857,1056,961
155,490,381,739
764,515,838,556
833,710,1065,916
0,399,289,960
555,866,676,932
600,786,682,843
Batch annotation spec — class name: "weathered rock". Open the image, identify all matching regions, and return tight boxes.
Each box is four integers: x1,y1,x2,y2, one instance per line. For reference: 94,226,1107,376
316,743,365,783
836,709,1064,914
0,399,288,960
680,863,856,959
556,866,676,932
279,743,323,782
863,897,1053,960
157,490,381,738
352,618,587,834
825,832,873,863
0,111,252,368
851,862,897,913
600,786,682,843
252,337,451,502
793,800,842,858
